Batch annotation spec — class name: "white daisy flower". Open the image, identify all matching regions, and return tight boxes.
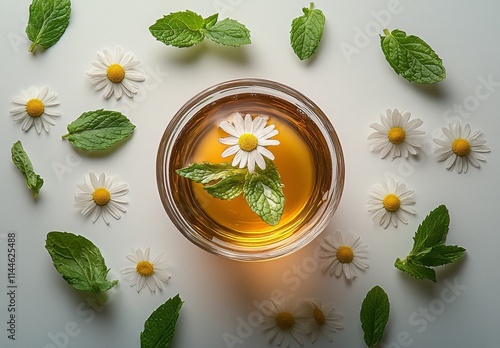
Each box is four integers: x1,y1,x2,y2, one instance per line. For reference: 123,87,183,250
367,178,416,228
75,172,129,224
121,247,172,293
261,296,308,348
433,121,490,174
319,231,369,280
9,86,61,133
86,47,145,99
218,112,280,173
368,108,425,160
303,299,343,343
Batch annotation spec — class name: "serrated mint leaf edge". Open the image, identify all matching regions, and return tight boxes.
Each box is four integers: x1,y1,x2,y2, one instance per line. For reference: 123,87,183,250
149,10,207,48
290,3,326,60
204,18,251,47
140,294,183,348
360,285,390,348
380,28,446,84
26,0,71,52
11,140,44,198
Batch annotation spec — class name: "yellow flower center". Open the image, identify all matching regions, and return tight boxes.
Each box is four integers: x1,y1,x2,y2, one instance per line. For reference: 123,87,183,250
312,308,326,326
136,261,154,277
238,133,258,152
452,138,471,157
106,64,126,83
387,127,406,144
26,98,45,117
92,187,111,206
275,311,295,330
383,193,400,212
336,246,354,264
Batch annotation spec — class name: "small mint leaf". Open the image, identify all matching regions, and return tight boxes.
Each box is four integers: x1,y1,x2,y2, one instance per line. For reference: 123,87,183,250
412,205,449,253
149,10,205,48
205,18,251,47
360,285,390,348
416,244,466,267
140,294,183,348
204,13,218,29
26,0,71,52
62,109,135,151
204,173,245,200
290,2,326,60
177,162,240,184
11,141,44,199
395,258,437,282
243,160,284,226
380,28,446,84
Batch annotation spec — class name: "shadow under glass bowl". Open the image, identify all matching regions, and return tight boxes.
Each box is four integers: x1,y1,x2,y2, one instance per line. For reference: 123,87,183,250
156,78,345,262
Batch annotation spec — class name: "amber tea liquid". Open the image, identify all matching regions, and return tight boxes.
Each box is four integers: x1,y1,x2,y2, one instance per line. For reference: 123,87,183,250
169,93,333,247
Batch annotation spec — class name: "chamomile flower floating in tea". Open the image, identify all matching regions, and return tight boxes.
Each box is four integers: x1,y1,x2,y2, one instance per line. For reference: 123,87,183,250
121,247,171,293
86,47,145,99
303,299,343,343
319,230,369,280
219,112,280,173
9,86,61,133
261,296,308,348
368,108,424,160
367,178,416,228
433,121,490,174
177,112,284,225
75,172,129,224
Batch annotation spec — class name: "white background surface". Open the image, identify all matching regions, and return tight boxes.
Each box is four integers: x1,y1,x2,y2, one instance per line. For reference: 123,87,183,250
1,0,500,347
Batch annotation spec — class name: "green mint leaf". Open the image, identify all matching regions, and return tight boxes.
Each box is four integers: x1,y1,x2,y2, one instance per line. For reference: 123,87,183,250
204,18,251,47
150,10,250,48
177,162,245,200
11,141,44,199
411,205,449,253
395,258,437,282
380,28,446,84
416,244,466,267
290,2,325,60
204,13,219,29
177,162,237,184
360,285,390,348
45,231,118,295
149,10,206,48
243,159,284,226
204,174,245,200
141,294,183,348
395,205,466,282
26,0,71,53
62,109,135,151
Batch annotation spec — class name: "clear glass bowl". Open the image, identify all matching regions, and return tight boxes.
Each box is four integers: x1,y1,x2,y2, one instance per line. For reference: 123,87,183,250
156,78,345,261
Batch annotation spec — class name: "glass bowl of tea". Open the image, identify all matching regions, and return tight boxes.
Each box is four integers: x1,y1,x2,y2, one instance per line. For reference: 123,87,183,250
156,78,345,261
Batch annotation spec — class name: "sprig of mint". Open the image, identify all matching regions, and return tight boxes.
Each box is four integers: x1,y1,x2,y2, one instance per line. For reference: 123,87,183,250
45,232,118,299
149,10,251,48
380,28,446,84
360,285,390,348
141,294,183,348
395,205,466,282
26,0,71,53
62,109,136,151
11,140,44,199
290,2,325,60
177,158,284,225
